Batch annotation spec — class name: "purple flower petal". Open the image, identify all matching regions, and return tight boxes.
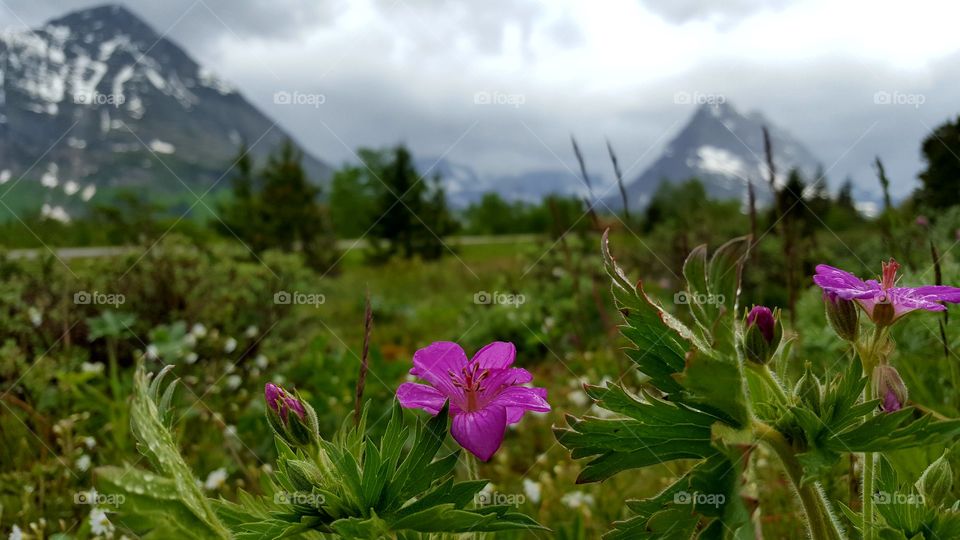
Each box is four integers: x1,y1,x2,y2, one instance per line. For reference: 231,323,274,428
909,285,960,303
396,382,448,415
495,387,550,424
451,405,507,461
264,383,282,412
813,265,876,300
881,388,902,412
888,287,946,316
411,341,469,396
746,306,775,342
284,396,306,419
471,341,516,370
475,368,533,403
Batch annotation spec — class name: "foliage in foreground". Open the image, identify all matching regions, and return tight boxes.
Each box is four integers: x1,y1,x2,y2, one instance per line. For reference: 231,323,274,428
556,232,960,538
96,364,544,538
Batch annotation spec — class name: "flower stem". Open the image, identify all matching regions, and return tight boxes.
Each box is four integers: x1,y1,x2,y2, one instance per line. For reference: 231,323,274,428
465,453,480,481
754,421,844,540
749,363,790,405
858,328,882,540
862,450,875,540
464,454,486,540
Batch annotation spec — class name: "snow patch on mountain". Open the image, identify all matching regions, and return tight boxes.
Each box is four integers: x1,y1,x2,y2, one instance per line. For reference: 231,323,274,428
149,139,175,154
609,101,823,208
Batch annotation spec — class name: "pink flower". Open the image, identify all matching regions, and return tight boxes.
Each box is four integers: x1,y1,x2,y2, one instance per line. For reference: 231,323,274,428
396,341,550,461
813,259,960,325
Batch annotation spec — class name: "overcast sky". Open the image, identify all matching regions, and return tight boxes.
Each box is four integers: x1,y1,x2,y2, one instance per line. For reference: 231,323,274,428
2,0,958,198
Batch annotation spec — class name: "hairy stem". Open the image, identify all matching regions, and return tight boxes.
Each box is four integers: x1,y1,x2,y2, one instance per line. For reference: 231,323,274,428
862,450,875,540
754,422,844,540
751,363,790,405
857,326,884,540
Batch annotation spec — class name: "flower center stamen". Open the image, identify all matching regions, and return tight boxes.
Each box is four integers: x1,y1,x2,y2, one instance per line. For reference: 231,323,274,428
449,363,490,411
880,258,899,292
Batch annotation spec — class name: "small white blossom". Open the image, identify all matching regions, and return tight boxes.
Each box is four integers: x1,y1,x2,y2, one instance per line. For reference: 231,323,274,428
244,325,258,338
223,337,237,353
190,323,207,338
225,374,242,390
204,467,228,491
76,454,91,472
145,344,159,360
185,352,198,364
28,307,42,327
561,490,595,509
255,354,269,369
568,390,590,407
81,362,104,375
9,524,23,540
89,507,114,536
523,479,542,504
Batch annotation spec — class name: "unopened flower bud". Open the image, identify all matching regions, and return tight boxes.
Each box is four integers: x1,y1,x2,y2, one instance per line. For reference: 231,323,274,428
873,365,908,413
794,363,822,415
823,293,859,341
743,306,781,365
916,451,952,505
264,383,319,447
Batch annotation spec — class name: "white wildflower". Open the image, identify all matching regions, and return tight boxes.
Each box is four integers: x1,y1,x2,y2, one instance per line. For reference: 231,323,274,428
76,454,91,472
145,344,159,360
9,524,23,540
223,337,237,353
190,323,207,338
225,374,242,390
561,490,595,509
568,389,590,407
84,436,96,449
244,325,258,338
89,507,114,536
185,352,198,364
204,467,228,491
522,479,542,504
28,307,42,327
255,354,269,369
81,362,104,375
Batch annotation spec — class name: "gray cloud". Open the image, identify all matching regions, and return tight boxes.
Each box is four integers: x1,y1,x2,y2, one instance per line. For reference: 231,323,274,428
0,0,955,200
636,0,793,25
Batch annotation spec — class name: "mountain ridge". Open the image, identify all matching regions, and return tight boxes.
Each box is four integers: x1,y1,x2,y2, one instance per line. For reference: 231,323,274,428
0,3,331,221
607,101,823,208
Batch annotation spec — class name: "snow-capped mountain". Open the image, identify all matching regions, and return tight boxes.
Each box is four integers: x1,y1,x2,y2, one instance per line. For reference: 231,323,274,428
609,101,822,209
0,4,330,221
